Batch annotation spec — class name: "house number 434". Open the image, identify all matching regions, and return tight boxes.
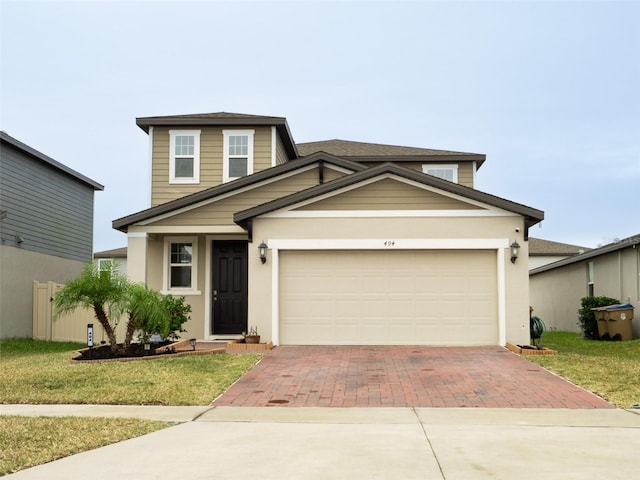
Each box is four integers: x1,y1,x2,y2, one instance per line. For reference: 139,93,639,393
383,241,396,247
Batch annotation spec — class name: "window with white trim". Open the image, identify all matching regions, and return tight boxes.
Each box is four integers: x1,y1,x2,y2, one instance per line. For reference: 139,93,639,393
422,164,458,183
97,259,111,272
587,261,594,296
169,130,201,184
223,129,254,182
164,237,198,293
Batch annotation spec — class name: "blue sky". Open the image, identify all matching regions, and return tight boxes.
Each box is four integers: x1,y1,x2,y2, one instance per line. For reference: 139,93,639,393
2,0,638,252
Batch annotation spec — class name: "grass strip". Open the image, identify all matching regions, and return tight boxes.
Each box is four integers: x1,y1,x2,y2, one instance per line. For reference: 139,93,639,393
0,415,169,475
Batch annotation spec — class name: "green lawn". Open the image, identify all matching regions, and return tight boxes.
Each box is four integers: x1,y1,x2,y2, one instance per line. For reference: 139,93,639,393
528,331,640,408
0,338,261,475
0,338,260,405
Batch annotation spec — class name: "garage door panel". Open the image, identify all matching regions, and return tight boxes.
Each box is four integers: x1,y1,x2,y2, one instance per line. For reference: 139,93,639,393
280,250,497,345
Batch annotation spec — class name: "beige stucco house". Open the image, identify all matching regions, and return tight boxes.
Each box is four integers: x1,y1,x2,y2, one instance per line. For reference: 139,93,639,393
530,234,639,337
113,112,544,346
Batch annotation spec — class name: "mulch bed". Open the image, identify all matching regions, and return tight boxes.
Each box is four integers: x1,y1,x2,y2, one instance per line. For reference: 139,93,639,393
73,341,176,361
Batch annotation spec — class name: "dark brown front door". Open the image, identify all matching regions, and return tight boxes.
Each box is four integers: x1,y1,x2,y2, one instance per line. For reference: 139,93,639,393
212,241,248,335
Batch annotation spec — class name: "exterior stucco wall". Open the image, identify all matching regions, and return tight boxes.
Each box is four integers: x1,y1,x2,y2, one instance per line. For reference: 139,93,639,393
529,262,586,333
530,245,640,338
0,245,86,338
248,214,531,346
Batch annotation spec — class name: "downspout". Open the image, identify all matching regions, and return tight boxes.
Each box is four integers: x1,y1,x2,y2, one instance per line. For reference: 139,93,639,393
618,250,623,302
318,160,324,184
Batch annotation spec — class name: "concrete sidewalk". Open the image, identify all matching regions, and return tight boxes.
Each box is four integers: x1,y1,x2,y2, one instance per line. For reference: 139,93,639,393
3,406,640,479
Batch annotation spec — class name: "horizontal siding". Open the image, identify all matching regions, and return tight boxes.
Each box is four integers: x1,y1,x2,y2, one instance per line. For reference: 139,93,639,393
362,162,475,188
458,163,474,187
0,144,95,262
298,178,482,211
253,128,272,172
275,133,289,165
151,126,275,206
148,167,326,227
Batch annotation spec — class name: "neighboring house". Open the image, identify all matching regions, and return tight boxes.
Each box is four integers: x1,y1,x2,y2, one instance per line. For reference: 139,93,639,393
93,247,128,275
113,112,544,346
528,237,590,270
0,131,103,338
530,234,640,337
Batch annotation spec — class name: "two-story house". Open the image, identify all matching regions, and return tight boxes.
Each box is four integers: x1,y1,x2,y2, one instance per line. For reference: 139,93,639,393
113,112,544,346
0,131,103,338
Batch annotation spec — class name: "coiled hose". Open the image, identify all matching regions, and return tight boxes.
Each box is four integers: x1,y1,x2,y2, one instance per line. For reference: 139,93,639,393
530,315,546,344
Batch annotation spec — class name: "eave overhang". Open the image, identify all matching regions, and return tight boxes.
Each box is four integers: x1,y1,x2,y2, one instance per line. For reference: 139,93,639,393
234,162,544,234
112,152,365,232
136,113,299,159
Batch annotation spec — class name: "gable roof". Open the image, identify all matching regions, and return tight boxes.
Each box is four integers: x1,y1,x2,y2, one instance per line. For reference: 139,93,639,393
234,162,543,232
135,112,298,159
112,152,366,232
0,131,104,191
528,238,591,256
530,233,640,275
296,139,486,167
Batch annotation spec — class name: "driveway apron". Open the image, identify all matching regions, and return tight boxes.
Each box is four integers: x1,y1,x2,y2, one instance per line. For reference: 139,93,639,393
214,346,613,408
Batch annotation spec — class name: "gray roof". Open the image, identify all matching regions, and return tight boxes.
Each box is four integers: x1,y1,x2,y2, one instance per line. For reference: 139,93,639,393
94,247,127,258
296,139,486,167
0,131,104,191
113,152,366,232
530,233,640,275
234,162,544,232
135,112,298,159
528,238,591,256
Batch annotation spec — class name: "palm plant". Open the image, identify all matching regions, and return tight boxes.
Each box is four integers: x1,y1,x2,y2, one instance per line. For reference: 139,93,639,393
124,284,171,348
53,261,129,353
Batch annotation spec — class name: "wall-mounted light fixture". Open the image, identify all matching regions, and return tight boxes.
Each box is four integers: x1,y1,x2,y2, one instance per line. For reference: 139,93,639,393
510,241,521,263
258,241,268,264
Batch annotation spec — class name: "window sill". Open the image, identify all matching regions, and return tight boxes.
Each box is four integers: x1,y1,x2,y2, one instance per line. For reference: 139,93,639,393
161,290,202,296
169,179,200,185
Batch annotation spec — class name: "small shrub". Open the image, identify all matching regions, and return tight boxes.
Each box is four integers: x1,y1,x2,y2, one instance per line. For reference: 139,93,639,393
578,296,620,340
161,295,191,340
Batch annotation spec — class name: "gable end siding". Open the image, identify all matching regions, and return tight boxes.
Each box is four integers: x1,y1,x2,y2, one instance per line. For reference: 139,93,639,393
145,166,347,227
0,143,95,262
296,178,483,211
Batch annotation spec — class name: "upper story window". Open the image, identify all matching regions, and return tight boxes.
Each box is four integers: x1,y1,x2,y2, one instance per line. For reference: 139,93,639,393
223,129,254,182
169,130,201,184
423,164,458,183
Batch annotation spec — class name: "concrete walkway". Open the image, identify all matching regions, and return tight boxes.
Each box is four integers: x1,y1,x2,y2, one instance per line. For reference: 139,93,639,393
3,405,640,479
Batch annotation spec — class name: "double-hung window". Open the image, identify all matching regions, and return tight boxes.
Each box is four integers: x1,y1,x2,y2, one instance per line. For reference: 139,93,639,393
423,164,458,183
169,130,201,184
163,237,199,294
223,129,254,182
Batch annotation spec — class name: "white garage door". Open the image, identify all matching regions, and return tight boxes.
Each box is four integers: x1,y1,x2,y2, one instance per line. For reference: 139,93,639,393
279,250,498,345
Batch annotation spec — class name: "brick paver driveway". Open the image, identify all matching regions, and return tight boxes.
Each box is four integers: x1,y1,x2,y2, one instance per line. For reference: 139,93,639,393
214,346,613,408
